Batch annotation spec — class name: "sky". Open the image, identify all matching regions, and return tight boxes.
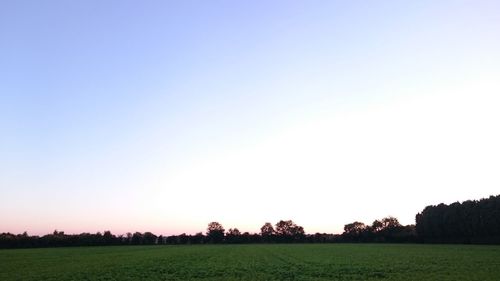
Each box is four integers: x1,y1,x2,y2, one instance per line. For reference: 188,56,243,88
1,0,499,235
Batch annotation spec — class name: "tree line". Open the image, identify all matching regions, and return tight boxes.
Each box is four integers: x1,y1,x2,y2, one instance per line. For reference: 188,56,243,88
340,216,416,243
416,195,500,244
0,220,314,248
0,218,416,248
1,195,499,248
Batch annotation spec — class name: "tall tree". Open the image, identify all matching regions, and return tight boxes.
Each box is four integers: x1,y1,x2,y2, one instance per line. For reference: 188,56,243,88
206,222,225,243
275,220,305,242
260,223,275,237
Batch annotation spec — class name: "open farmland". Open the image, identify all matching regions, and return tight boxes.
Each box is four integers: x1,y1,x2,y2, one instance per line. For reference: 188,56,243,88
1,244,500,281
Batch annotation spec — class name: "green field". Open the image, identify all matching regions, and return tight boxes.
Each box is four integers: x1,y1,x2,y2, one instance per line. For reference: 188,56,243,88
1,244,500,280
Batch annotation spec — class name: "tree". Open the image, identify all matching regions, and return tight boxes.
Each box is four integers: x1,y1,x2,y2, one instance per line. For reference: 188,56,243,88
260,222,275,242
275,220,294,236
125,232,133,244
370,217,404,242
260,223,275,236
143,232,157,245
206,222,225,243
380,217,401,229
226,228,242,243
275,220,305,242
131,232,143,245
103,231,114,245
342,221,371,242
416,195,500,244
343,222,367,236
227,228,241,236
192,232,204,244
371,220,384,232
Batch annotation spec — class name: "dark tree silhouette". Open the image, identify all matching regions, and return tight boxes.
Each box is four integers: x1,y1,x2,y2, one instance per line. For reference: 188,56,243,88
416,195,500,244
1,194,498,248
260,222,275,242
227,228,241,236
192,232,204,244
143,232,157,245
342,216,414,243
206,222,225,243
371,220,384,232
131,232,143,245
342,221,372,242
275,220,305,242
380,217,401,230
344,222,367,236
260,223,275,236
226,228,242,243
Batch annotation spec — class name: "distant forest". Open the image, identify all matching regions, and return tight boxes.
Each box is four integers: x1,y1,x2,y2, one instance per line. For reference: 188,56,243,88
1,195,499,248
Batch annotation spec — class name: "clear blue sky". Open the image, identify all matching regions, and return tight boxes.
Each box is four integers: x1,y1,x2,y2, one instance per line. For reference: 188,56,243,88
1,1,499,235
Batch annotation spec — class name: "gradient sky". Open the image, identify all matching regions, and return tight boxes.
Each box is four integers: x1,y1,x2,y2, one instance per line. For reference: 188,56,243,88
1,0,500,235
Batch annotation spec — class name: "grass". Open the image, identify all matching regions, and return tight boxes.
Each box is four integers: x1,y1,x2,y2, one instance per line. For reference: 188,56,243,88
1,244,500,280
